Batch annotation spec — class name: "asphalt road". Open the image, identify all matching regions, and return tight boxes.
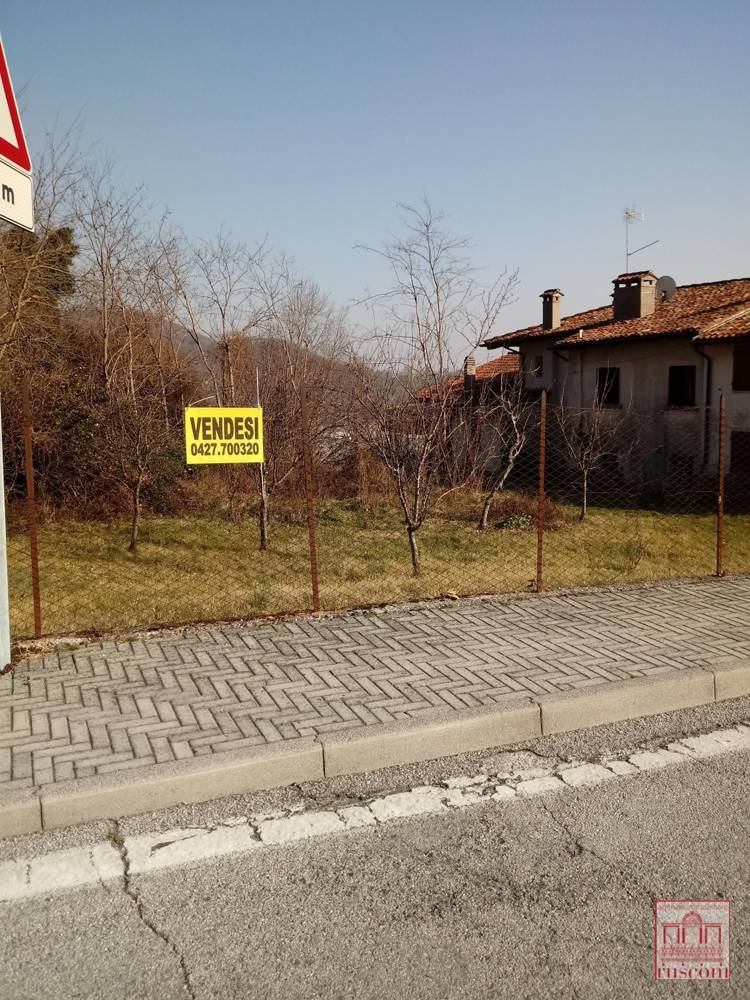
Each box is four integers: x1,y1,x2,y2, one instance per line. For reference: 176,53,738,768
2,696,749,1000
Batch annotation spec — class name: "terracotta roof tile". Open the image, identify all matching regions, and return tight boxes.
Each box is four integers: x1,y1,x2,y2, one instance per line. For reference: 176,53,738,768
484,277,750,349
473,355,520,378
443,354,520,392
418,354,519,399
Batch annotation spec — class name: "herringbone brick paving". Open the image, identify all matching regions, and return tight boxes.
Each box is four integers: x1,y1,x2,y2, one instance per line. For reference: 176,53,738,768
1,577,748,791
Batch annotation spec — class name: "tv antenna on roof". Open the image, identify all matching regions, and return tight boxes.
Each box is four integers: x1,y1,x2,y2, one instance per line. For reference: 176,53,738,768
624,204,659,274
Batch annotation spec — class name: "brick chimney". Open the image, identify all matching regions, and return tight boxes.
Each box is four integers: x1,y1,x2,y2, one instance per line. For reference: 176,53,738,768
541,289,563,330
612,271,657,321
463,354,477,399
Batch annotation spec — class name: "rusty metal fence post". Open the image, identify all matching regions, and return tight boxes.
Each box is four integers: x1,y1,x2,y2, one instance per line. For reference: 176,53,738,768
716,394,726,577
536,389,547,593
21,377,42,637
299,381,321,611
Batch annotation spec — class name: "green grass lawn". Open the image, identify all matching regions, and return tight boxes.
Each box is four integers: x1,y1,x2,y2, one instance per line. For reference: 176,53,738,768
7,497,750,639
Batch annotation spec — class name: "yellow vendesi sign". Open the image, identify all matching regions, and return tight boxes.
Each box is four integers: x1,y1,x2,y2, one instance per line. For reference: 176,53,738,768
185,407,264,464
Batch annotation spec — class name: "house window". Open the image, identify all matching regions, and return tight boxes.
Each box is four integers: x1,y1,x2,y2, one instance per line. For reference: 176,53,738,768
732,344,750,391
596,367,620,406
668,365,696,407
532,355,543,378
731,431,750,477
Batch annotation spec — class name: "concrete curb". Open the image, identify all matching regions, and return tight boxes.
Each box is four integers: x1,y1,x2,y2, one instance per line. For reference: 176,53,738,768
2,662,750,839
711,661,750,702
0,788,42,838
320,697,541,777
40,738,322,832
537,668,715,736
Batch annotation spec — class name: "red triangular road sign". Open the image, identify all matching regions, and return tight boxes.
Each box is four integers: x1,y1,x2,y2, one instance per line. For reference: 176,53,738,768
0,36,31,174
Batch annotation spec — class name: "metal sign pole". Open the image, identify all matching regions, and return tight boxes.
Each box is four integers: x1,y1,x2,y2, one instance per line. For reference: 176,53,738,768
299,381,321,612
716,394,726,578
0,394,11,668
535,390,547,593
22,377,42,636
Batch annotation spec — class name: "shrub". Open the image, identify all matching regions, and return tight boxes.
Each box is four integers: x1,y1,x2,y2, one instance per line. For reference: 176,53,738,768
496,514,532,530
492,491,566,530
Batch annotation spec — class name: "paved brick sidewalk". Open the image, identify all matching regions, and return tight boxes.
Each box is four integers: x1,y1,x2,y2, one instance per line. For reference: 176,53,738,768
1,577,748,793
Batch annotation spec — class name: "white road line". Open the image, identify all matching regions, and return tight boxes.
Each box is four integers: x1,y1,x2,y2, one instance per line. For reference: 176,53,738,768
258,812,343,845
127,824,261,875
560,763,615,787
1,722,749,904
516,775,565,796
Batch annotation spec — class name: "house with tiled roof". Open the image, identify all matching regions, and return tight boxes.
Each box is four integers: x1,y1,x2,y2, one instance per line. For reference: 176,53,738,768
450,353,519,397
416,353,519,400
483,271,750,475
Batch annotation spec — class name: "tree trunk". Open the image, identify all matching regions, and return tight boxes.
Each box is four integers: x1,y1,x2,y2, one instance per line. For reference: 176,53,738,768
228,469,244,526
478,491,495,531
159,369,169,428
225,340,236,406
258,484,269,551
356,445,369,509
407,525,421,577
128,479,142,553
255,367,269,550
580,471,588,522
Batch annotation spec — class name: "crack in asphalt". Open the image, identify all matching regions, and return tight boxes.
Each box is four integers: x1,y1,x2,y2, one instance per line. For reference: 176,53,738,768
536,797,655,903
110,821,197,1000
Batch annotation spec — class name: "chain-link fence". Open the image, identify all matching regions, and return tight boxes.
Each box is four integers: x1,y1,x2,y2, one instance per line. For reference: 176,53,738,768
6,389,748,644
539,396,724,591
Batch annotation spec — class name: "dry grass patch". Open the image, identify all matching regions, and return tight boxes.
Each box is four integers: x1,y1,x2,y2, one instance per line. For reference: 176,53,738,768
7,497,750,639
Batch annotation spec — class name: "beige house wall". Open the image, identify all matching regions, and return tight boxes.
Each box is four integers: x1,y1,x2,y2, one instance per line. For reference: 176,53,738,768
512,337,750,473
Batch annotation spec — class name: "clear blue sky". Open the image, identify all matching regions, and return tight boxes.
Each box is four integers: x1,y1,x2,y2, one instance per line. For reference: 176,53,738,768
3,1,750,341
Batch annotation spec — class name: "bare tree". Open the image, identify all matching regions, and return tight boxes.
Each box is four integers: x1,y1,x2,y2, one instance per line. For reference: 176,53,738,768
348,202,517,575
476,373,535,530
161,229,265,406
555,378,643,521
84,222,186,551
102,391,171,552
73,163,148,394
251,262,348,549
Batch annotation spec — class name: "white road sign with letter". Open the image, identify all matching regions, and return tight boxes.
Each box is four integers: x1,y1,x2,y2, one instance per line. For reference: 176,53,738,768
0,33,33,230
0,159,33,231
